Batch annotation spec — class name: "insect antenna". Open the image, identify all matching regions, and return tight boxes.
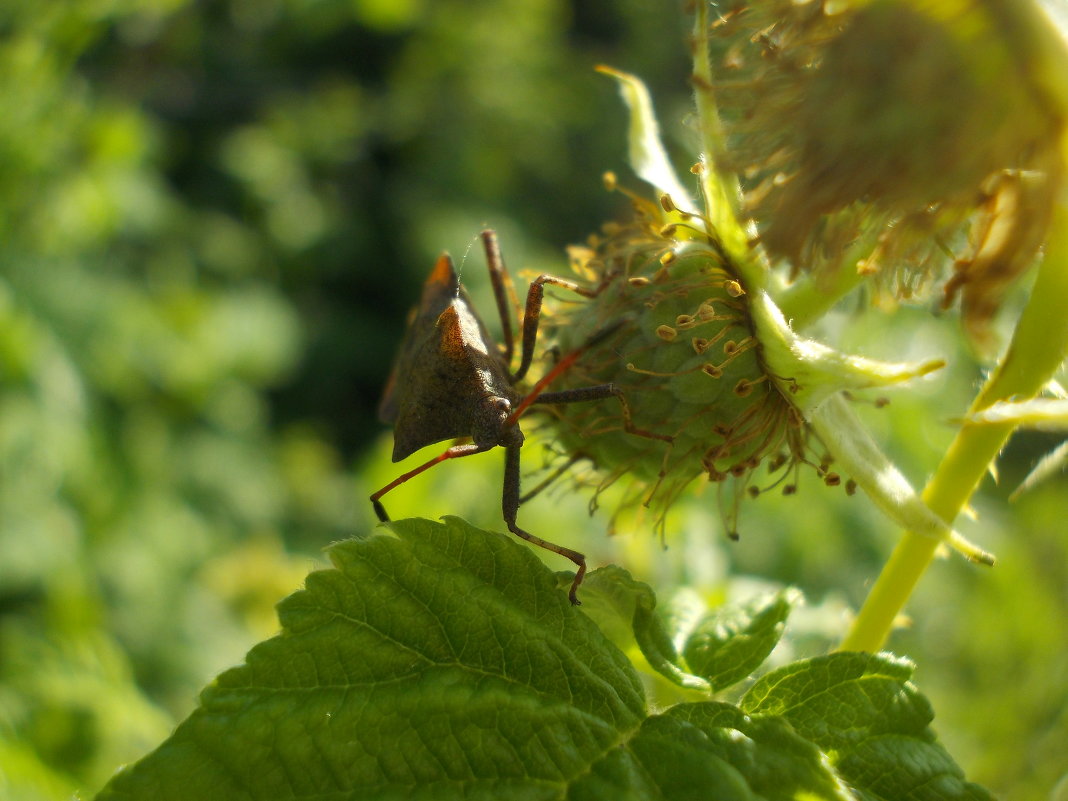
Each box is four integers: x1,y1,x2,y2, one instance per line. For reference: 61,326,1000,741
480,230,521,365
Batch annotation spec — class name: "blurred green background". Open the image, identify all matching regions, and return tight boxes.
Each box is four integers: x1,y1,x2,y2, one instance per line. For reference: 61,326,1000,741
0,1,1064,799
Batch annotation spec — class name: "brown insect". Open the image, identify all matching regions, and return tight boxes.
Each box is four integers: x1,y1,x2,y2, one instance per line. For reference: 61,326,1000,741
372,230,668,604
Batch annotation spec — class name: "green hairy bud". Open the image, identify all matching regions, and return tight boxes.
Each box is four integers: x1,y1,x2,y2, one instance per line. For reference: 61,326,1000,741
540,201,810,531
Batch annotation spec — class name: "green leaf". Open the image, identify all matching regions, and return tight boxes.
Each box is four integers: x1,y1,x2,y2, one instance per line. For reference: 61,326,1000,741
570,714,753,801
578,574,799,695
667,703,856,801
741,652,995,801
96,517,647,800
837,735,997,801
578,566,710,692
576,702,859,801
94,523,995,801
680,589,799,692
741,652,930,748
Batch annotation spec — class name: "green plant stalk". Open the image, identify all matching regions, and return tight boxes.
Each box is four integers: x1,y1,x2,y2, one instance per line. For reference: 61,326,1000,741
691,0,765,291
842,181,1068,652
775,222,885,330
775,266,867,332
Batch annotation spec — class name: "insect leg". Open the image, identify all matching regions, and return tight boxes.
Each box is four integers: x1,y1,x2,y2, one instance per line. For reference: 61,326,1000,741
505,321,626,425
536,384,674,443
370,442,489,522
502,442,587,605
513,275,599,382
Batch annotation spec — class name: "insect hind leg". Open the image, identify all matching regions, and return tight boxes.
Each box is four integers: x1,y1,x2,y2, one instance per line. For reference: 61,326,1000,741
370,443,490,522
502,442,587,605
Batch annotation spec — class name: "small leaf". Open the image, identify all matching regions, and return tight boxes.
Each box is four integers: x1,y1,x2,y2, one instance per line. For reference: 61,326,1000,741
571,714,753,801
595,65,692,210
809,394,995,566
579,567,711,692
1010,439,1068,499
667,703,856,801
741,652,995,801
962,398,1068,497
964,397,1068,429
749,291,947,417
741,652,929,748
680,588,800,692
837,734,996,801
96,518,647,800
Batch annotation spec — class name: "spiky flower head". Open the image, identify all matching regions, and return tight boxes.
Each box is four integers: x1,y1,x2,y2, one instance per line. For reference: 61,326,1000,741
712,0,1066,347
542,188,812,533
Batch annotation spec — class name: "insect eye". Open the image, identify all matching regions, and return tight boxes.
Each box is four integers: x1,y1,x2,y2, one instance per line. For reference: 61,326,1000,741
494,398,512,413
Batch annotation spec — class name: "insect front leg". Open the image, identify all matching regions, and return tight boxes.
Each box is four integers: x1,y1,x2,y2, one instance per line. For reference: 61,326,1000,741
502,323,674,461
502,441,587,605
513,274,600,382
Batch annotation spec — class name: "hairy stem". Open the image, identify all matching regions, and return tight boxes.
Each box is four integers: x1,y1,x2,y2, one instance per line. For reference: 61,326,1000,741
842,181,1068,652
775,222,884,330
691,0,766,291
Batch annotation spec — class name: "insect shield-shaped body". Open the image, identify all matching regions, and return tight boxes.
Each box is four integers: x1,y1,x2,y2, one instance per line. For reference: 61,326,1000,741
372,230,651,604
376,249,520,464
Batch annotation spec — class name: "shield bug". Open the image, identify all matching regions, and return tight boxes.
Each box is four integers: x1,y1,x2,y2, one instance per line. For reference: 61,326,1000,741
372,230,671,604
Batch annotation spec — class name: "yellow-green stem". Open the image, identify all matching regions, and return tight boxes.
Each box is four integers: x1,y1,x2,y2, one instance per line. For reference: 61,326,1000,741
839,423,1011,652
776,262,867,331
691,0,766,291
841,183,1068,652
775,223,884,329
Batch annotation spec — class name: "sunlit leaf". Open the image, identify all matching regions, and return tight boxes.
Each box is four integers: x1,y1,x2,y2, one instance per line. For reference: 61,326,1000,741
680,589,799,692
96,518,646,800
742,652,996,801
579,566,711,692
95,523,994,801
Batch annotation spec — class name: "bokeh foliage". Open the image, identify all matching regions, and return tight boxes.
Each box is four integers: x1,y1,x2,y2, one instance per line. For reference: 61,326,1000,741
0,1,1064,800
0,0,688,796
